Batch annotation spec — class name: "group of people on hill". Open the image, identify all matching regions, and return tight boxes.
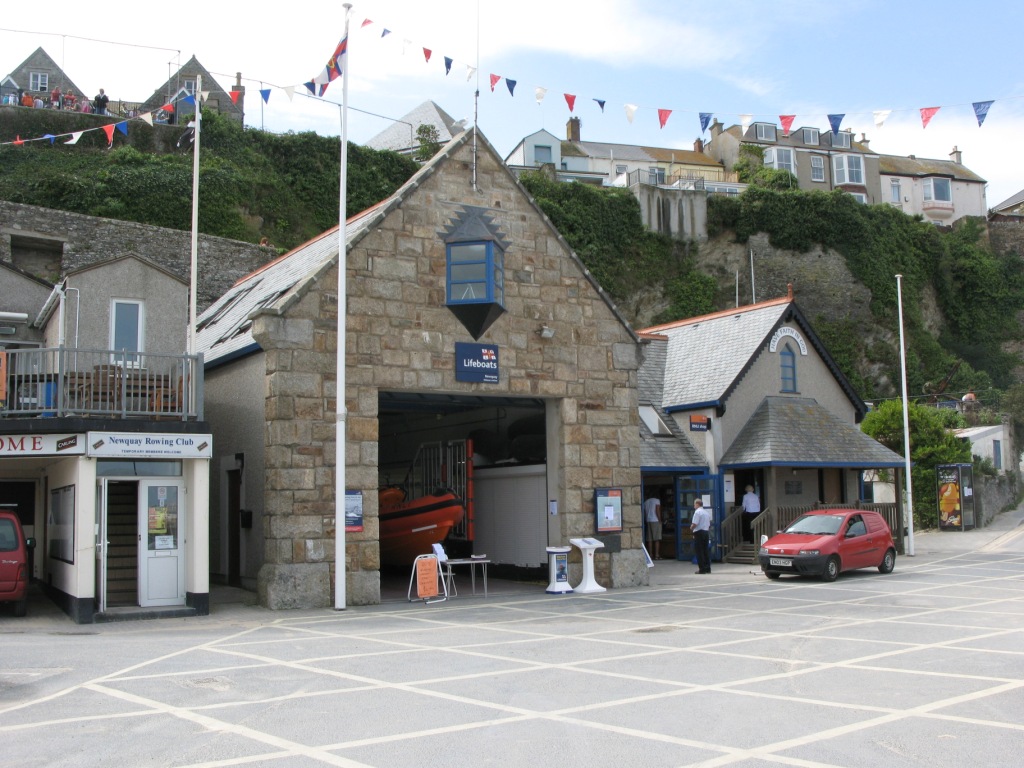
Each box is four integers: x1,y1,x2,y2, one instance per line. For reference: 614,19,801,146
6,86,109,115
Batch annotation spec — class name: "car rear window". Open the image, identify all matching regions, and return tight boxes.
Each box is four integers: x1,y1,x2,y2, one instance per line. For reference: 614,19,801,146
0,518,18,552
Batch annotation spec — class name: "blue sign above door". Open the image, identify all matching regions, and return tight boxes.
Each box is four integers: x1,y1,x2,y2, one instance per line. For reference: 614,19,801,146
455,342,499,383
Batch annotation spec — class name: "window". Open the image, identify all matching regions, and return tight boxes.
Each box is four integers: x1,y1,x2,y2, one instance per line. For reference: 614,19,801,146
923,177,952,202
781,342,797,392
994,440,1002,470
48,485,75,564
30,72,48,92
640,405,673,435
534,145,552,164
810,155,825,182
764,147,794,173
615,164,627,175
446,241,504,306
184,79,196,95
755,123,776,141
831,131,851,149
890,180,902,203
111,300,144,362
802,128,819,145
850,193,868,203
648,167,665,184
833,155,863,185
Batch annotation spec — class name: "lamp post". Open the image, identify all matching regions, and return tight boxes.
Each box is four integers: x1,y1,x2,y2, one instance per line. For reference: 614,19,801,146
896,274,915,556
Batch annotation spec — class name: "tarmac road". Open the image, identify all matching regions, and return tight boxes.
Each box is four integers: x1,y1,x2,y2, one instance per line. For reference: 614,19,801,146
2,508,1023,767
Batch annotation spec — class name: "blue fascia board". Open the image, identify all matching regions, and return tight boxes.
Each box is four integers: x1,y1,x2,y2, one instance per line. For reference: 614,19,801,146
664,400,721,413
641,465,708,473
203,342,261,371
720,460,906,470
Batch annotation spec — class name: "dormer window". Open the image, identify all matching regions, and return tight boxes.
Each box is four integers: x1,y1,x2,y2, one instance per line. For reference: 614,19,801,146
534,145,552,164
802,128,819,145
755,123,777,141
831,131,851,149
441,206,510,339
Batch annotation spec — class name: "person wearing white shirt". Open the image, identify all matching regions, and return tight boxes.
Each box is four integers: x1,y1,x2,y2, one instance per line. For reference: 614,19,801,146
690,498,712,574
643,494,663,559
742,485,761,542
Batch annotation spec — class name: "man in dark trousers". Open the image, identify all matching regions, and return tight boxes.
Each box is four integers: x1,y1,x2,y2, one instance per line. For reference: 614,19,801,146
690,498,712,574
94,88,109,116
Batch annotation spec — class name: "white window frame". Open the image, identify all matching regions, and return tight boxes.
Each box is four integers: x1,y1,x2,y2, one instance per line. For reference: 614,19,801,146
756,123,777,141
890,180,902,203
833,155,863,185
764,147,794,174
30,72,48,92
648,167,665,184
831,131,851,149
850,192,868,204
810,155,825,182
802,128,819,145
184,79,197,95
923,177,952,202
615,164,628,175
110,299,145,363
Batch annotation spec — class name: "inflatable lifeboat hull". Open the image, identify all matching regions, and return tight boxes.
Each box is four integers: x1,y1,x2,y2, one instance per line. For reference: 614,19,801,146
379,490,465,565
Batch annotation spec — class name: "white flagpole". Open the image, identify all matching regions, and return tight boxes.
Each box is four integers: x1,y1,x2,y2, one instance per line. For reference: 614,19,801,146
335,5,352,611
188,76,201,358
896,274,916,556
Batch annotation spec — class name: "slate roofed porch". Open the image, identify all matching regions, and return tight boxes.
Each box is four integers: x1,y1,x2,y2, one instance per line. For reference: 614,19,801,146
0,346,202,421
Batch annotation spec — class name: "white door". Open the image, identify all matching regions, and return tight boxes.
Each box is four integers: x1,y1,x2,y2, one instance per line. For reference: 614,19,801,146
95,480,107,612
139,481,185,607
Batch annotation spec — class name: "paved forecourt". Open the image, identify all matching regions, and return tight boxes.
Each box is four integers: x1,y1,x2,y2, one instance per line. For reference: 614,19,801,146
2,512,1024,767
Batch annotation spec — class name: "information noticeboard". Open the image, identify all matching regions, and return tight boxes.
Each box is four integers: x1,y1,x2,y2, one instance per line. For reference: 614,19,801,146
345,490,363,532
594,487,623,533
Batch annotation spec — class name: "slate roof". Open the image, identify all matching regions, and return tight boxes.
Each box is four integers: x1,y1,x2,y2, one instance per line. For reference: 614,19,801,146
562,140,722,168
364,100,463,153
721,124,874,154
719,397,904,469
638,338,706,469
991,187,1024,214
139,56,241,118
642,298,792,410
877,154,985,183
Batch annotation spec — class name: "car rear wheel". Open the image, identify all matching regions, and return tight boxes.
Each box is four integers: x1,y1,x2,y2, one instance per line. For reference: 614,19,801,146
878,548,896,574
13,597,27,617
765,571,781,580
822,555,841,582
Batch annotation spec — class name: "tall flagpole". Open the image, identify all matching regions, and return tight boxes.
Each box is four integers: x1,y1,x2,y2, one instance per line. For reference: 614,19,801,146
896,274,915,556
188,75,201,357
334,5,352,611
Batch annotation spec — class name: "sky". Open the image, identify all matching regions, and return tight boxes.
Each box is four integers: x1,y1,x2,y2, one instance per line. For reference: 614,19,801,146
3,0,1024,208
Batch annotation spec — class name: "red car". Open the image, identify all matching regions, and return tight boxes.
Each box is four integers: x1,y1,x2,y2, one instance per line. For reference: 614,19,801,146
0,510,34,617
758,509,896,582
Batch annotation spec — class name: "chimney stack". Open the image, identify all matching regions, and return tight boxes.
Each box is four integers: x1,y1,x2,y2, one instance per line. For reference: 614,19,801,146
858,133,869,149
950,145,962,164
710,119,723,138
567,117,581,142
694,137,704,153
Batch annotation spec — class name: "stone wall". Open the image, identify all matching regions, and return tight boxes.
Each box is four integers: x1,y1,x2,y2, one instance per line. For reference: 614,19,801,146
975,472,1019,528
252,132,644,608
0,201,274,311
632,185,708,241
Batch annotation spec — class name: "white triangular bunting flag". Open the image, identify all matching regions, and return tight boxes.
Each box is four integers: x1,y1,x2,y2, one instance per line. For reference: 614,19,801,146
873,109,891,129
535,86,547,104
140,112,153,126
624,104,638,123
740,113,753,131
466,66,476,82
284,86,295,101
64,131,83,145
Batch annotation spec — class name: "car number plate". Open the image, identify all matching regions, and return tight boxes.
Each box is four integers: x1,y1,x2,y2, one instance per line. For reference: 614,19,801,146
769,557,792,567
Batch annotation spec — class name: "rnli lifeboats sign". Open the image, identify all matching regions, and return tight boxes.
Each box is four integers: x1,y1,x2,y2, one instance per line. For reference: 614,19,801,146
455,342,499,384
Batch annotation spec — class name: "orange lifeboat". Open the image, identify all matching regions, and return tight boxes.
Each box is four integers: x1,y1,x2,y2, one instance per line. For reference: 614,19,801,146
379,488,465,565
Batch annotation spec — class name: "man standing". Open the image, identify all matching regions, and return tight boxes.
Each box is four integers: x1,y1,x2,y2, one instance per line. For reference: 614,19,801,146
94,88,109,116
742,484,761,542
690,498,712,574
644,493,663,560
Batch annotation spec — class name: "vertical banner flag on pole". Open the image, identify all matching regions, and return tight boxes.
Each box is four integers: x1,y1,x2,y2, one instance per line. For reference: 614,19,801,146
920,106,940,129
312,34,349,93
657,109,671,128
779,115,795,134
827,113,844,135
972,100,993,127
699,112,713,132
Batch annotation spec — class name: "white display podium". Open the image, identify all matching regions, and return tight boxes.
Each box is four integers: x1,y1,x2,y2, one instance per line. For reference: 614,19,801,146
545,546,573,594
569,537,606,594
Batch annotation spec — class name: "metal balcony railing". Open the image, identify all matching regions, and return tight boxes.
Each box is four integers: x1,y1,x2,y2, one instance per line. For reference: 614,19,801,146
0,347,202,421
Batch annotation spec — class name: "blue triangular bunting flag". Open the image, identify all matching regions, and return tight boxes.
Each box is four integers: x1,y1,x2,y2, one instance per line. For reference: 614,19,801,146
506,79,516,96
444,57,453,75
116,122,129,136
260,89,271,103
381,29,390,37
593,99,605,112
973,100,993,127
699,112,712,132
828,113,844,135
304,81,317,95
184,95,196,106
43,134,56,144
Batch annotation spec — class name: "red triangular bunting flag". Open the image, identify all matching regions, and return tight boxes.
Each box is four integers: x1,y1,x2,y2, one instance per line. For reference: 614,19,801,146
658,109,672,128
13,135,24,146
161,102,174,113
229,91,241,104
489,74,500,91
361,18,373,27
423,48,432,63
564,93,576,112
101,124,116,146
920,106,940,128
779,115,795,134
